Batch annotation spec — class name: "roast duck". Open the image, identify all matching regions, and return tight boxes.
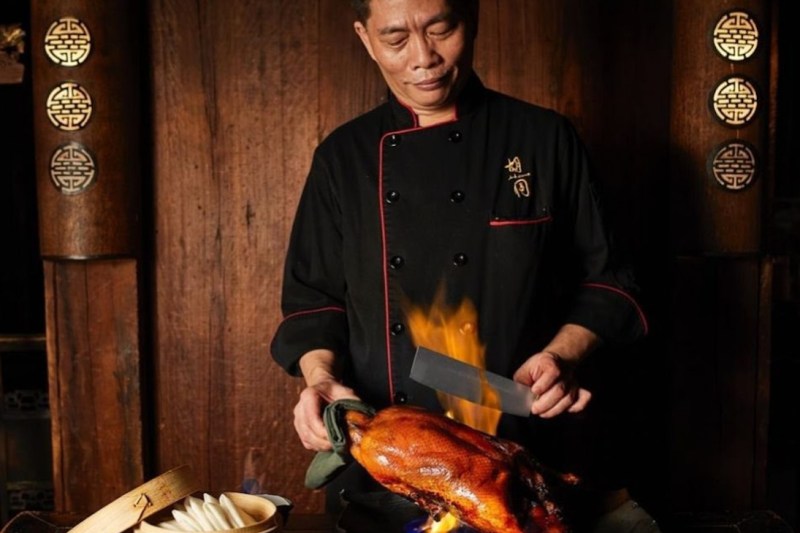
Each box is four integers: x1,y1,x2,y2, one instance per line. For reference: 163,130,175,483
344,405,575,533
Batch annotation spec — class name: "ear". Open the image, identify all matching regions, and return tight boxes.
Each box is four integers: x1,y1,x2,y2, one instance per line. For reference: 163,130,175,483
354,21,377,62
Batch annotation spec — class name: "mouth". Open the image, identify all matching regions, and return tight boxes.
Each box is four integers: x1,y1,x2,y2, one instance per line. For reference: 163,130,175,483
413,72,450,91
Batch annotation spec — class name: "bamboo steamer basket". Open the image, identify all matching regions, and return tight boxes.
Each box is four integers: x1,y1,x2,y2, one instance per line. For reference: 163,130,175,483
135,492,282,533
67,465,283,533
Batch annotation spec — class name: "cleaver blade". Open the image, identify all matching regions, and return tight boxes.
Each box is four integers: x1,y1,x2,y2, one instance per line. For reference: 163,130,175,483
409,346,534,417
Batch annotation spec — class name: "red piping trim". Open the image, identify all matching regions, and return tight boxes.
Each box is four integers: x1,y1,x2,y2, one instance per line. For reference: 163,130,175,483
395,96,460,126
378,107,461,404
396,99,420,128
281,306,346,323
581,282,649,335
378,131,397,403
489,215,553,227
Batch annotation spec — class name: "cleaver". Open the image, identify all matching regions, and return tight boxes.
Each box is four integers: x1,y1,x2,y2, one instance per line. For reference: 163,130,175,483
409,346,534,417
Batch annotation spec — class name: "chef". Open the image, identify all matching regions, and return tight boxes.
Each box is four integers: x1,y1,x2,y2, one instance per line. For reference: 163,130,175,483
270,0,657,531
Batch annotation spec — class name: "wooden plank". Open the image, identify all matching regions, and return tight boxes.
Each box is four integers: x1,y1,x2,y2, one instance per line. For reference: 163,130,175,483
494,0,599,127
472,0,500,90
149,0,324,512
148,0,216,493
753,258,773,508
30,0,142,259
44,260,143,514
318,0,384,139
264,1,322,510
669,0,770,253
669,257,762,511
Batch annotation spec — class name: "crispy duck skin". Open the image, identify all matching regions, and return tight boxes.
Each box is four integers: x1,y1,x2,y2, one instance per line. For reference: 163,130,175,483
345,405,570,533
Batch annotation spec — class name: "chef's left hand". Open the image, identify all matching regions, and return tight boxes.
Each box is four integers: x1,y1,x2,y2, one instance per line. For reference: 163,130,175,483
513,351,592,418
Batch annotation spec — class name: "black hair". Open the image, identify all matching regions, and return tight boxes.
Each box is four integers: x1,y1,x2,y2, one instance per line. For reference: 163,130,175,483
349,0,479,30
350,0,371,23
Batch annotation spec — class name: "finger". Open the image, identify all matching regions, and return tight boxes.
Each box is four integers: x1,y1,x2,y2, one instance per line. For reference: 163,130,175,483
530,381,568,415
294,414,332,451
514,353,557,386
293,396,331,451
567,388,592,413
513,365,533,386
530,371,560,397
539,388,577,418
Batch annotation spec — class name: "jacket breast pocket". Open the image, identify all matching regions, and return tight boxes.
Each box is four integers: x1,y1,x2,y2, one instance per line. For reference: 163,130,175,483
489,214,553,228
487,215,554,273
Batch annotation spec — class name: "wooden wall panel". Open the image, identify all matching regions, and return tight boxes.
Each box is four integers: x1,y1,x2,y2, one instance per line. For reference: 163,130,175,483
668,257,771,511
318,0,384,139
31,0,142,259
148,0,676,515
149,0,216,493
31,0,147,517
20,0,779,522
478,0,675,259
143,0,772,520
149,0,325,512
670,0,770,253
493,1,601,128
44,260,143,512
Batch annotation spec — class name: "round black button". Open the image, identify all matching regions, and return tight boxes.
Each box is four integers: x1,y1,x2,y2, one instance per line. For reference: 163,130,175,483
385,190,400,204
393,391,408,404
391,322,405,335
450,190,465,203
453,253,468,266
448,130,463,143
390,255,405,269
386,134,401,147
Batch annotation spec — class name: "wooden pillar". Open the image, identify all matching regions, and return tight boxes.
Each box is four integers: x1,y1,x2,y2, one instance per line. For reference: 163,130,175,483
669,0,773,513
670,1,769,253
30,0,145,513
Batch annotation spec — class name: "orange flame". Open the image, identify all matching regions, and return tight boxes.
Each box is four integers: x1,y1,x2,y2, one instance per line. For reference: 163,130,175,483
405,289,502,532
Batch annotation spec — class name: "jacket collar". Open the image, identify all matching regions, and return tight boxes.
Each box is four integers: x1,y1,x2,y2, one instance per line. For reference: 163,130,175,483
387,72,487,130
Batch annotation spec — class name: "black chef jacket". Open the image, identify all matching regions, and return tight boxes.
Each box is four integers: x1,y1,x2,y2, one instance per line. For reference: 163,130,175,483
271,74,648,492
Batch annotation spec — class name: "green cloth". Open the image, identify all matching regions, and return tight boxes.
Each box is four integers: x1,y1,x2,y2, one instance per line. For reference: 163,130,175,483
304,399,376,489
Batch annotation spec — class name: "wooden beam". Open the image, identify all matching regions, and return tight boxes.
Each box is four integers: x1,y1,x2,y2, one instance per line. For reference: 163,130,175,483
30,0,146,514
44,260,144,513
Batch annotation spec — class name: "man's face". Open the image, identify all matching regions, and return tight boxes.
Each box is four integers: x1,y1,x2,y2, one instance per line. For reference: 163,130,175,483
354,0,475,119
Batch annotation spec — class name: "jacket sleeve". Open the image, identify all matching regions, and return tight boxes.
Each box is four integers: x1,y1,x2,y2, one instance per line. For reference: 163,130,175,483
270,150,349,376
554,118,648,344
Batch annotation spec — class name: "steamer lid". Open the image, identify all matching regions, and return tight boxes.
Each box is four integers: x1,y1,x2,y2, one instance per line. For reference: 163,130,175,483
68,465,200,533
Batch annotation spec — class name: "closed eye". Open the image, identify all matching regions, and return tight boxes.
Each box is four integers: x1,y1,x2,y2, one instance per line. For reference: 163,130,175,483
427,19,456,38
380,31,409,48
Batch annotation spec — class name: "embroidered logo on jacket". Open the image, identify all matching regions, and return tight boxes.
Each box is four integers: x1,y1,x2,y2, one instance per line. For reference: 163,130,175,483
504,156,532,198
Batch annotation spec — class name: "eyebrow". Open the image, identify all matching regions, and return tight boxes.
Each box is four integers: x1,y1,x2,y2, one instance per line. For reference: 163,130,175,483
376,12,454,36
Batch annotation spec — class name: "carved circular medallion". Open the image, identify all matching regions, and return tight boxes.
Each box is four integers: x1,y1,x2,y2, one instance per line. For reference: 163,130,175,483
708,141,757,191
46,82,93,131
712,11,759,61
710,76,759,127
50,142,97,194
44,17,92,67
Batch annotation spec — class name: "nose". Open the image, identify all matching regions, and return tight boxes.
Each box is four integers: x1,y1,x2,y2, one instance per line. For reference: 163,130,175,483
410,35,441,70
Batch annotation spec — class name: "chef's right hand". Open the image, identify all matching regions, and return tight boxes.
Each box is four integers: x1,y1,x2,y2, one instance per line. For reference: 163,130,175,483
294,378,359,452
295,349,359,452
